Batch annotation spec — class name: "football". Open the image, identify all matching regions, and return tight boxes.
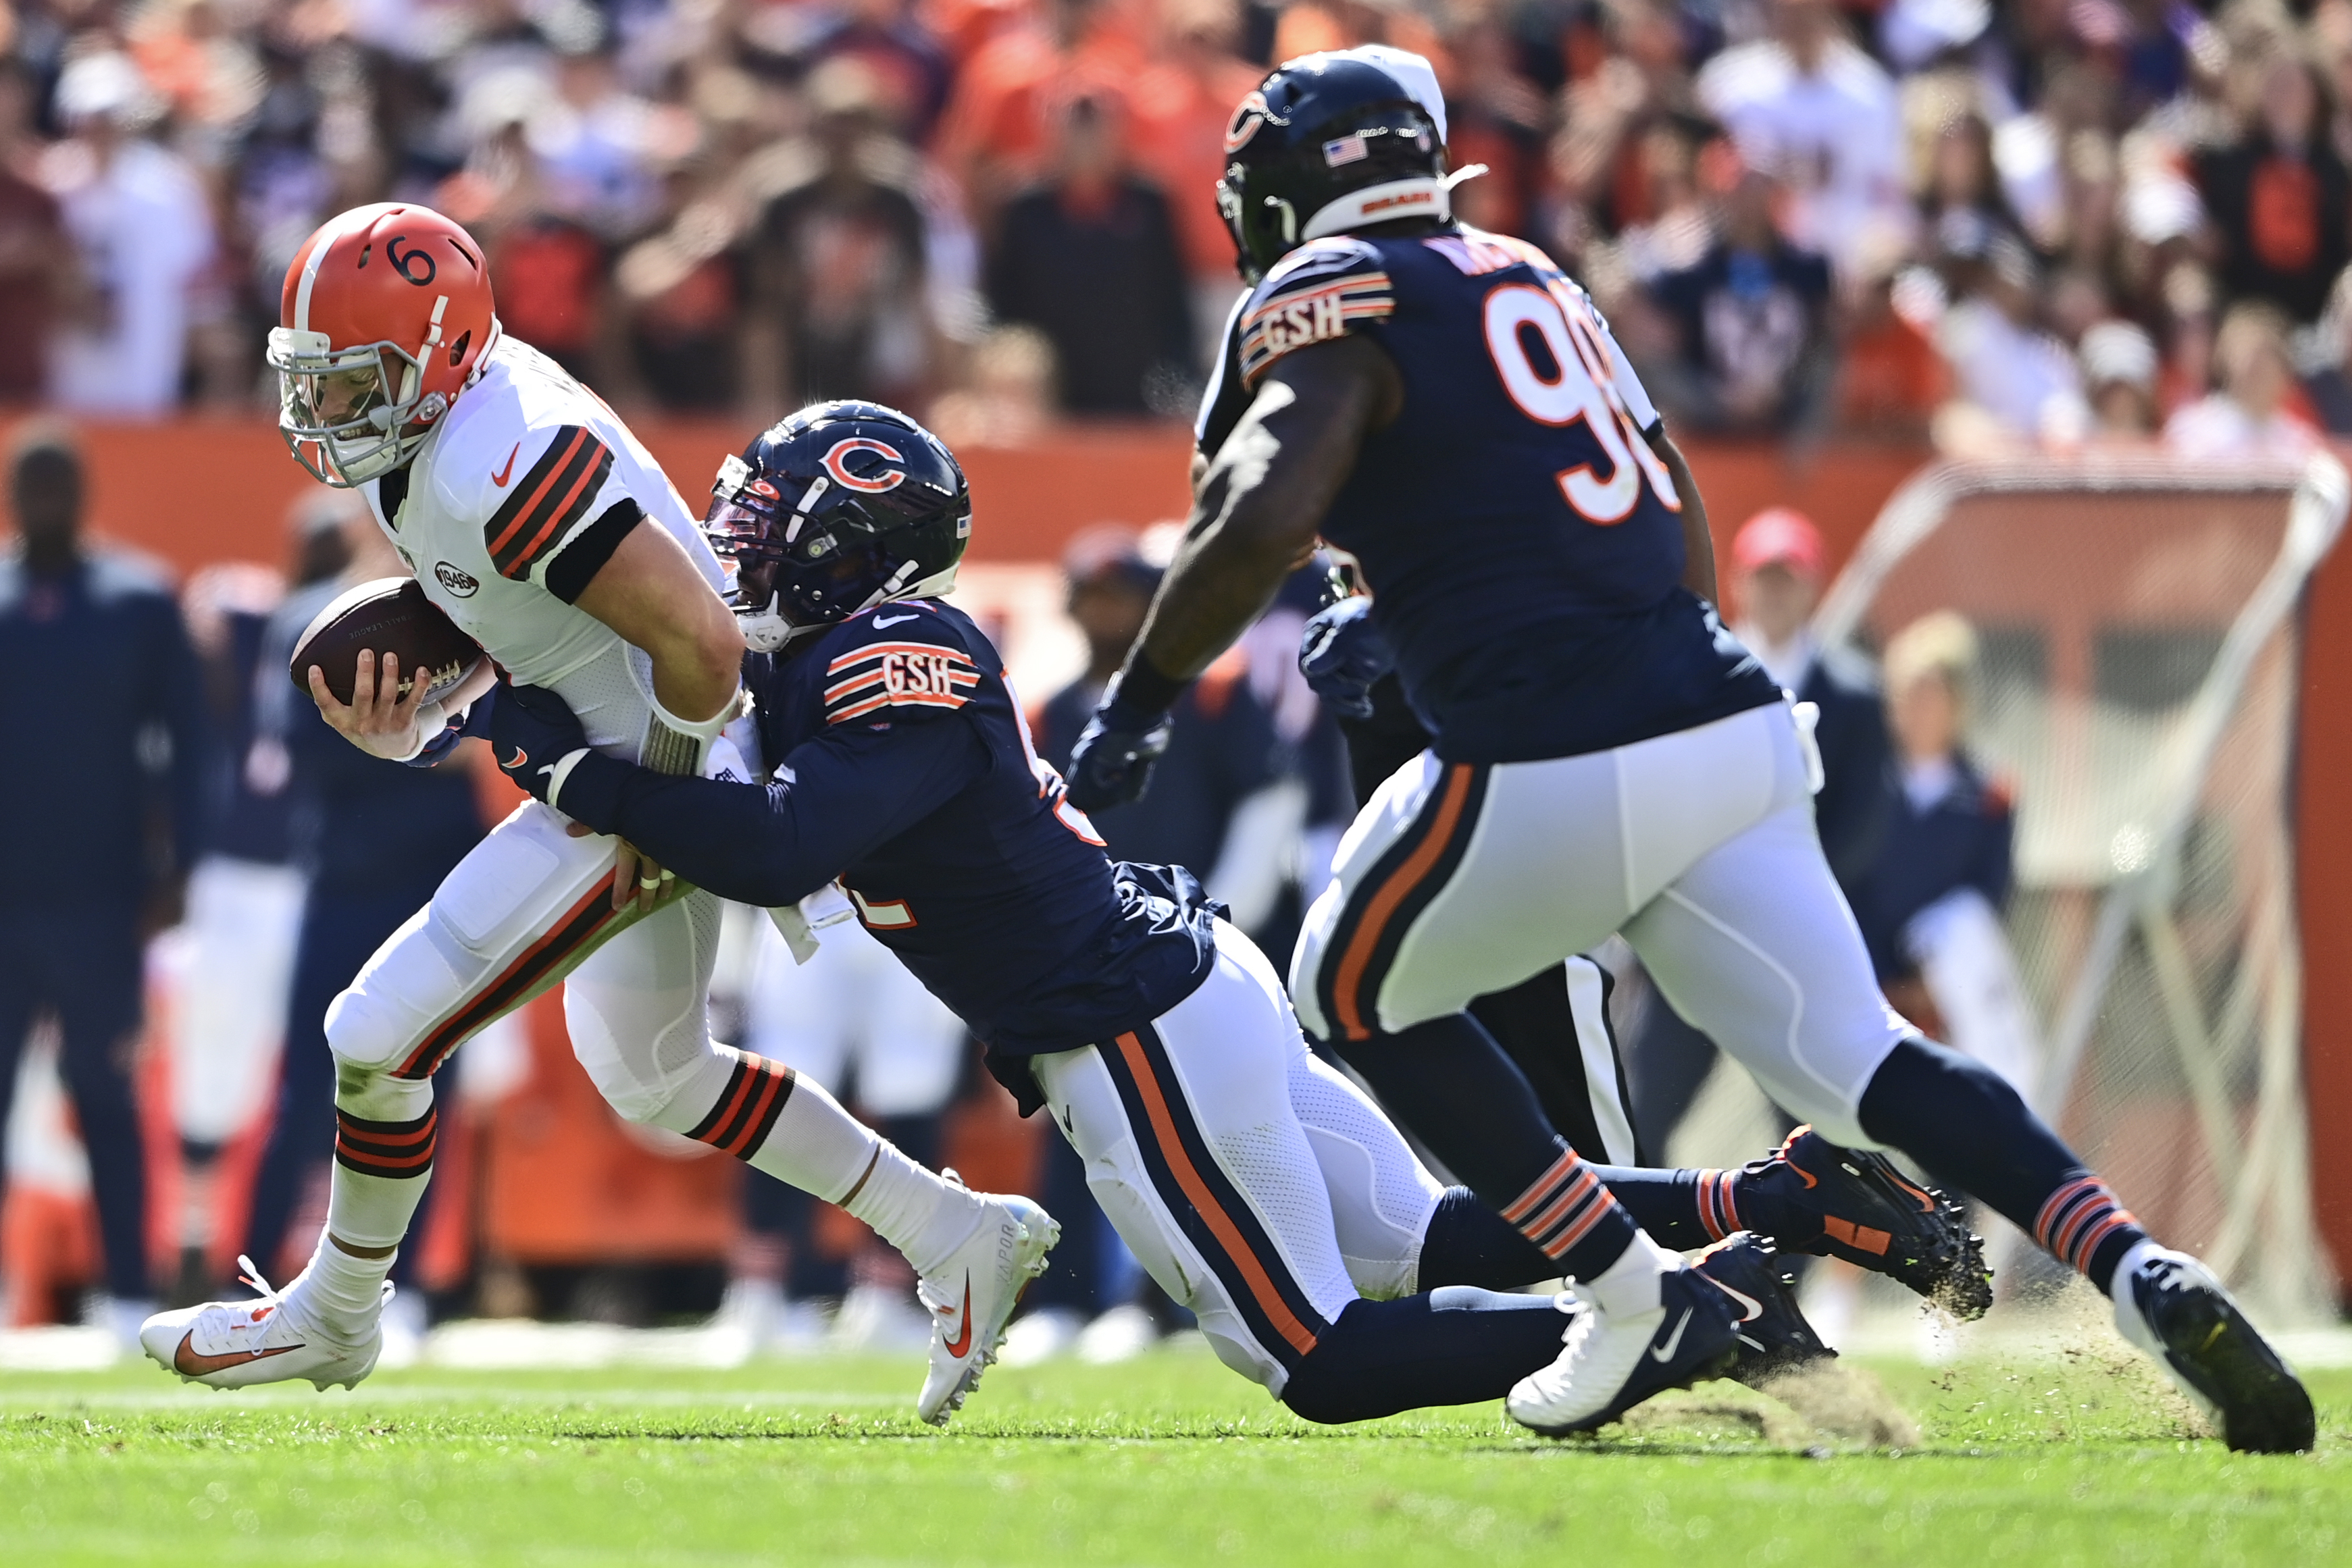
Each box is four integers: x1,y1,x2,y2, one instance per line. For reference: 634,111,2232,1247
289,575,485,706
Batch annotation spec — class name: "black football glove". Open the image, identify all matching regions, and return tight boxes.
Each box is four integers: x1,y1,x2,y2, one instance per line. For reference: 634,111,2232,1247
490,681,591,807
1298,596,1394,721
1063,683,1175,812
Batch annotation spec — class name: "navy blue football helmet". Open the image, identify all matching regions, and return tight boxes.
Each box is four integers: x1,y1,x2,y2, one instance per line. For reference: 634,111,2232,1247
704,401,971,651
1217,48,1452,283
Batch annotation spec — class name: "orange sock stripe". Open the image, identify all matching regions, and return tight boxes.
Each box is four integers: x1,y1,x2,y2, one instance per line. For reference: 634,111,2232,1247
1522,1166,1601,1239
2032,1175,2103,1250
1540,1193,1616,1261
1500,1150,1582,1224
2069,1209,2139,1272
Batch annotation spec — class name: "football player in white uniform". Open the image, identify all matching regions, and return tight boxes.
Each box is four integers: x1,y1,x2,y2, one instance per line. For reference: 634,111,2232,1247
140,205,1056,1423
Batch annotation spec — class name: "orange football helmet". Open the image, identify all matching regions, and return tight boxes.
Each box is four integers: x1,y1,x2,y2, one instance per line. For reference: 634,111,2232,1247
268,203,498,487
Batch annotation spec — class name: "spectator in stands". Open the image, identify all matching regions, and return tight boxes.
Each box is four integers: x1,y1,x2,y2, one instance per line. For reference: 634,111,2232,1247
741,59,936,413
2164,300,2322,462
0,428,210,1345
45,51,213,416
934,0,1145,232
1695,0,1908,280
0,65,65,405
2195,48,2348,326
799,0,958,144
2080,320,2161,442
1626,507,1889,1155
1128,0,1262,363
2303,265,2352,436
1932,233,2089,450
240,504,488,1348
1836,238,1948,438
985,93,1195,417
1645,154,1834,436
929,323,1057,448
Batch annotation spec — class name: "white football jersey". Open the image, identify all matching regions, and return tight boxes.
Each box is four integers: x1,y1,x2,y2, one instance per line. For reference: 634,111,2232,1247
363,334,726,765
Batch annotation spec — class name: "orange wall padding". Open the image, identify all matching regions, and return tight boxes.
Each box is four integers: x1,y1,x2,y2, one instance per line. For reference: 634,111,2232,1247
18,417,2349,1290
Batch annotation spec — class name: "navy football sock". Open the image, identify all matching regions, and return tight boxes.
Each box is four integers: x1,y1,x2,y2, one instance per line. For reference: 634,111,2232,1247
1859,1037,2147,1292
1415,1188,1560,1289
1333,1013,1637,1280
1585,1166,1722,1250
1279,1288,1568,1424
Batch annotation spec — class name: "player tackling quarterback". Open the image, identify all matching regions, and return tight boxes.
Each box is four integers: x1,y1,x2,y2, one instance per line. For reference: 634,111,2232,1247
1061,47,2313,1451
140,204,1056,1422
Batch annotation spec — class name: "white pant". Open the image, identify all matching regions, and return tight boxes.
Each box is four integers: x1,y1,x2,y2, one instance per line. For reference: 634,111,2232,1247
1032,922,1443,1394
742,916,964,1118
1293,702,1908,1147
165,856,307,1143
324,800,731,1130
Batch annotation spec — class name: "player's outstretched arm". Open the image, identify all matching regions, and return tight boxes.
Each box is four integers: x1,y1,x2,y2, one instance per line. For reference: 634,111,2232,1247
492,680,988,908
570,520,745,724
1063,334,1400,810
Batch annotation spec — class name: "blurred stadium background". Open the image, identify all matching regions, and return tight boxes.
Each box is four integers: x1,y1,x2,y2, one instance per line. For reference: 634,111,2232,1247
3,0,2352,1371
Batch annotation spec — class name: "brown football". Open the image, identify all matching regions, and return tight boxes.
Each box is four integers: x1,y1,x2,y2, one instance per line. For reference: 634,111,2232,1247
290,577,485,706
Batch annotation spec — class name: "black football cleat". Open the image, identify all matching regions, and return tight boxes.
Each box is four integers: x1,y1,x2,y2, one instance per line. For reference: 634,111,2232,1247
2112,1245,2314,1454
1506,1265,1741,1436
1691,1232,1836,1387
1733,1127,1993,1319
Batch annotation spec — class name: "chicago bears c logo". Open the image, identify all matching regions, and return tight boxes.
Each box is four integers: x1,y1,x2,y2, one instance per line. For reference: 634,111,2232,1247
1225,91,1277,153
821,437,906,494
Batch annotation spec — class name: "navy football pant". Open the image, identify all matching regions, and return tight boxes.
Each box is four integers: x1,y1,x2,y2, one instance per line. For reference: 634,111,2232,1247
0,904,151,1299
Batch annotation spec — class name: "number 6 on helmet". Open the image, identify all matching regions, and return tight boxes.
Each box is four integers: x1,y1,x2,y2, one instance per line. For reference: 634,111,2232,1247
267,203,498,488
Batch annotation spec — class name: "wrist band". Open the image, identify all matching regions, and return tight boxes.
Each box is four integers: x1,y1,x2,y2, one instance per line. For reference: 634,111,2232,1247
544,748,592,810
1108,657,1187,720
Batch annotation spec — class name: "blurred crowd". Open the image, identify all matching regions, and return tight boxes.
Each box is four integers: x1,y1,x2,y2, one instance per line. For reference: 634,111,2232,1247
0,0,2346,453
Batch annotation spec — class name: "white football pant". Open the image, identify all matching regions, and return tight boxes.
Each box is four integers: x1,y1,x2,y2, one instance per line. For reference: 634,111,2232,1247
742,914,964,1118
1292,701,1909,1148
1032,922,1444,1395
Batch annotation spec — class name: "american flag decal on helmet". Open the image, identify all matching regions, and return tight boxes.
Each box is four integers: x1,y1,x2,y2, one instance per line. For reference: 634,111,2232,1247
824,641,983,725
484,425,613,580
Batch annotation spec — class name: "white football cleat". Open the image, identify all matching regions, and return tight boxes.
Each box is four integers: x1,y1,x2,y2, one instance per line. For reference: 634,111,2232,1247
915,1180,1059,1426
139,1256,386,1392
1506,1264,1740,1436
2110,1241,2314,1453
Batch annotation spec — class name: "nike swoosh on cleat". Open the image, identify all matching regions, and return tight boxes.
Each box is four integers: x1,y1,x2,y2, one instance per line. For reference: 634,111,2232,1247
943,1272,973,1358
1647,1307,1694,1363
175,1334,303,1377
1710,1281,1764,1324
873,613,919,628
492,442,520,486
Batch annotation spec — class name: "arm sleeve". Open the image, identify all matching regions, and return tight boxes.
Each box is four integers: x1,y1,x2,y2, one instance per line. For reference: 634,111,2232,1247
554,713,992,907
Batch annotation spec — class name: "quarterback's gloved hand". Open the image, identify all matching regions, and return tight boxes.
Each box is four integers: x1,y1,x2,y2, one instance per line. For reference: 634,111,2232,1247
491,681,594,809
1063,677,1177,812
1298,596,1393,721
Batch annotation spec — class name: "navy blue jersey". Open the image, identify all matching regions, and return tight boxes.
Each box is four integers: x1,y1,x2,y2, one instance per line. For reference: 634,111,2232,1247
555,600,1220,1089
1196,225,1778,763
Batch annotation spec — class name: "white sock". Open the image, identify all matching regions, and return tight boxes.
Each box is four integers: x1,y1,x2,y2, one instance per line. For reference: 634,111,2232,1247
707,1061,981,1279
291,1231,396,1339
1583,1230,1677,1318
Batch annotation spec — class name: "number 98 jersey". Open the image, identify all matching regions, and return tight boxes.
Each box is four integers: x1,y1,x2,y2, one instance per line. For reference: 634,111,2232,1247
1196,226,1778,766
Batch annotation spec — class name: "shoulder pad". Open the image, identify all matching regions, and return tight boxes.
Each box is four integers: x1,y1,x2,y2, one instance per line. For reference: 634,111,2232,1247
814,602,984,727
1240,237,1396,388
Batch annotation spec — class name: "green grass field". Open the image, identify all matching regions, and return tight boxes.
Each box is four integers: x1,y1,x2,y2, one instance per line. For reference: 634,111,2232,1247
1,1340,2345,1567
